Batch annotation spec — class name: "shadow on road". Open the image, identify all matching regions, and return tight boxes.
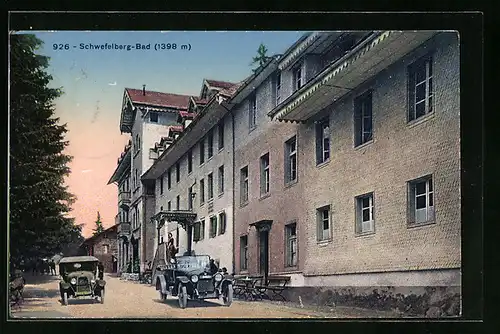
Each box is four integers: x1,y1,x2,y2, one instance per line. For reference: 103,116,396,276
24,273,59,285
60,298,98,306
155,298,224,308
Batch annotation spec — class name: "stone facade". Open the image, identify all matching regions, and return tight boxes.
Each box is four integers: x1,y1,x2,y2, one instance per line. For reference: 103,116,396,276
81,225,118,273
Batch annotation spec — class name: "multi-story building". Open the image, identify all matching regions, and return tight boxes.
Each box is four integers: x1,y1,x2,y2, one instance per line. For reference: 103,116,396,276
265,31,460,307
116,86,192,273
108,141,132,274
142,79,241,274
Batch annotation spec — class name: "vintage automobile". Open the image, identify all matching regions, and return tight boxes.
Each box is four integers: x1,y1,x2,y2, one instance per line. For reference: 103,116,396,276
58,256,105,306
155,255,234,309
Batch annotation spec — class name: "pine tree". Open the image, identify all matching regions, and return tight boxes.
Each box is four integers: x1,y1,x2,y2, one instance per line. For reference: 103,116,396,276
250,43,270,73
9,33,83,265
92,211,104,236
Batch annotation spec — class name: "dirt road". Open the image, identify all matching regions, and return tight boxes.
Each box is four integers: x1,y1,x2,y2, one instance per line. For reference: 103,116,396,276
10,273,333,319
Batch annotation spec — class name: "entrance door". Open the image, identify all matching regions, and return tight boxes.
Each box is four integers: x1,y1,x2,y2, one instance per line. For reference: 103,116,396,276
259,230,269,280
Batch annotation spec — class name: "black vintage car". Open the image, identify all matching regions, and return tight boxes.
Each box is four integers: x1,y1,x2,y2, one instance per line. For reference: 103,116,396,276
59,256,106,305
155,255,233,309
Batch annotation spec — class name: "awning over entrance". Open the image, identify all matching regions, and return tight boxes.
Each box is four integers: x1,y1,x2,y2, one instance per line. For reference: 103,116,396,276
250,219,273,232
268,31,437,122
150,210,198,230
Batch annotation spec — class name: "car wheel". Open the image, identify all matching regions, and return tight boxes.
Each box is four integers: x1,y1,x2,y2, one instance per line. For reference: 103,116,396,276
100,289,105,304
63,292,68,306
178,285,188,309
159,289,166,301
223,284,233,307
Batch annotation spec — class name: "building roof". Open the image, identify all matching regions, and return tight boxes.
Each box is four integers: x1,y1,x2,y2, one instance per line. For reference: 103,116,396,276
125,88,191,110
205,79,238,90
82,225,118,244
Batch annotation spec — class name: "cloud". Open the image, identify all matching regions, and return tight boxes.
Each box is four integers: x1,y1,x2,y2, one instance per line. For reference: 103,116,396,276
81,169,93,173
108,81,117,86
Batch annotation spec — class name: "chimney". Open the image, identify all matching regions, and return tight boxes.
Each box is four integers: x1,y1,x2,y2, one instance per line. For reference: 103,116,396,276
142,84,146,96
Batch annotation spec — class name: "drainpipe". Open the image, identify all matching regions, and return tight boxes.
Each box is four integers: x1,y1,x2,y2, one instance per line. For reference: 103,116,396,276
230,109,236,276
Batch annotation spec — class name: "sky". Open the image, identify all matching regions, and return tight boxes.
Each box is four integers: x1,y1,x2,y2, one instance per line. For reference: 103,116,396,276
26,31,305,238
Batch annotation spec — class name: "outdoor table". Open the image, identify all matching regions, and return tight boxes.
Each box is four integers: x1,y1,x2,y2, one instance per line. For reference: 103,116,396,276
233,276,263,301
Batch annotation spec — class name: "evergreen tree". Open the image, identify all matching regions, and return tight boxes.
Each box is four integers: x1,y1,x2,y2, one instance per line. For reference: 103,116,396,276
92,211,104,236
250,43,270,73
9,33,82,265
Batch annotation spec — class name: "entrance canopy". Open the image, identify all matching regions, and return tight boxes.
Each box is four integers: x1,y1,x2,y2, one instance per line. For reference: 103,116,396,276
250,219,273,232
150,210,197,230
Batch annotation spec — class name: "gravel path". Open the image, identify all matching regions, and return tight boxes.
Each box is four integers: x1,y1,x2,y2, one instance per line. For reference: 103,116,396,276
10,273,331,319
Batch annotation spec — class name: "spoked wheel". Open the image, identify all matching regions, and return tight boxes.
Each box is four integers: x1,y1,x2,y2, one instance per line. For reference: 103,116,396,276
223,284,233,307
100,289,105,304
178,285,188,309
63,292,68,306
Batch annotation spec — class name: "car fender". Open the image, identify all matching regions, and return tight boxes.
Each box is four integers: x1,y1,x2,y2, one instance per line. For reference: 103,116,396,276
156,275,168,294
96,280,106,287
60,282,71,290
221,278,233,290
176,276,190,284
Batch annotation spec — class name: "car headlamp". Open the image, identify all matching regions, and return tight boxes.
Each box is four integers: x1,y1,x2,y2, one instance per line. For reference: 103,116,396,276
214,273,223,282
70,278,77,285
191,275,199,283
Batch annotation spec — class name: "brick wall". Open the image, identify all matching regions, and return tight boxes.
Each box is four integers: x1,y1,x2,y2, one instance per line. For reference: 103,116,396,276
300,32,460,281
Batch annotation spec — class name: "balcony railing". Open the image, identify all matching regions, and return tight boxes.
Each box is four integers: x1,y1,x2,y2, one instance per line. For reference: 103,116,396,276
118,222,131,235
118,191,131,207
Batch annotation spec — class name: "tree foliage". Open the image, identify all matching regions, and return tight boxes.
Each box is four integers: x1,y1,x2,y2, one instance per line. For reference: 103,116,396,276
9,33,83,264
250,43,270,73
92,211,104,236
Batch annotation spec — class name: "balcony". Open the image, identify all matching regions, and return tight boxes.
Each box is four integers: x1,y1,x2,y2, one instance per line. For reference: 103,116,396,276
118,191,131,208
118,222,131,235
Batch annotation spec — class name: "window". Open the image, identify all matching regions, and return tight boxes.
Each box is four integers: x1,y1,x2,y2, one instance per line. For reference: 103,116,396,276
160,175,164,195
208,173,214,200
176,195,180,210
249,94,257,130
408,55,433,122
200,178,205,205
240,236,248,270
285,136,297,184
176,163,180,183
207,131,214,158
240,166,249,204
167,168,172,189
188,186,193,210
218,165,224,195
293,63,303,91
103,244,109,254
209,216,217,238
194,221,204,242
260,153,270,195
218,212,226,235
167,201,171,211
354,91,373,147
218,121,224,150
317,206,331,242
200,139,205,165
150,112,158,123
316,118,330,164
285,223,297,267
408,176,435,224
275,71,282,106
188,150,193,173
356,193,374,234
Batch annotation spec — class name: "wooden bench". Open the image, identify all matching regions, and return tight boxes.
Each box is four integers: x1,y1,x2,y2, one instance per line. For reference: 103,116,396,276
255,275,291,301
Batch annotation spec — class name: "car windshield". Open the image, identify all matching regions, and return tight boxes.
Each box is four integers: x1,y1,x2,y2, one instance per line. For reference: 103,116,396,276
62,262,97,273
176,256,210,271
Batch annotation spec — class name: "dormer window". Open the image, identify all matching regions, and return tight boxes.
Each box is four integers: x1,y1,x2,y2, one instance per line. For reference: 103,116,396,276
293,63,303,92
150,112,158,123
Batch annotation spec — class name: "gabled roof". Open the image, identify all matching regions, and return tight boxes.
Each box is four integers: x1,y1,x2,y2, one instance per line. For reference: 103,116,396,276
82,225,118,244
205,79,237,90
125,88,191,110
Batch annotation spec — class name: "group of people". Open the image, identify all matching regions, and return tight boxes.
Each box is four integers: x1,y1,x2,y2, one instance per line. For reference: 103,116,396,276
27,258,56,276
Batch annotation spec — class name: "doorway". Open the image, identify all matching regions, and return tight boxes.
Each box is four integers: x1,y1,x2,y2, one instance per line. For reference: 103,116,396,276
259,230,269,280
